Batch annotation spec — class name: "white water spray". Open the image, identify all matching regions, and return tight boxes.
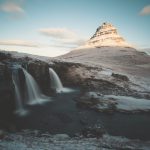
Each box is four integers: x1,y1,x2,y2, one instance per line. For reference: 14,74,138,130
12,66,51,116
12,69,28,116
49,68,74,93
22,68,50,105
49,68,63,92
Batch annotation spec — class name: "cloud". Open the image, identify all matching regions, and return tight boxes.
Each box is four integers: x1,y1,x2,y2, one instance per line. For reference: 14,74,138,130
39,28,77,39
0,40,39,47
0,0,25,18
48,44,77,49
38,28,86,46
140,5,150,16
59,38,86,46
0,2,24,13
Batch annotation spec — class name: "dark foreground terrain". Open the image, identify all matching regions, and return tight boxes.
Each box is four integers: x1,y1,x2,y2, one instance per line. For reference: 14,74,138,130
0,48,150,149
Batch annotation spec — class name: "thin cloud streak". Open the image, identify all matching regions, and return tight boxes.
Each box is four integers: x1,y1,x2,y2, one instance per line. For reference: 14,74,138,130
0,39,80,49
0,2,24,13
38,28,86,46
48,44,77,49
0,0,25,18
38,28,77,39
0,40,39,47
60,38,86,46
140,5,150,16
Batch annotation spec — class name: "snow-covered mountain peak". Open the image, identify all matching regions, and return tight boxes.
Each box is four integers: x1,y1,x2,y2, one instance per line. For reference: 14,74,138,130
81,22,132,48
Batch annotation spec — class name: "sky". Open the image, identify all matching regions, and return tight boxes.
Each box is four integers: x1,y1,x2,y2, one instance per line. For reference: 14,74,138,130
0,0,150,57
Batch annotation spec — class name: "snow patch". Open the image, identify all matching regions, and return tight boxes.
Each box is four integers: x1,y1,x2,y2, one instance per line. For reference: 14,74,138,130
100,69,112,76
105,95,150,111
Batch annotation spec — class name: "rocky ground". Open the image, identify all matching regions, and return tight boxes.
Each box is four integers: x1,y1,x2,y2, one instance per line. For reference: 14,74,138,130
1,130,150,150
0,48,150,149
76,91,150,113
58,47,150,111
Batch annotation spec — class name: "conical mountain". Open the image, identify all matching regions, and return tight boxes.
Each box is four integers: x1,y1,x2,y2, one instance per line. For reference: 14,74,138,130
58,22,150,79
82,22,132,48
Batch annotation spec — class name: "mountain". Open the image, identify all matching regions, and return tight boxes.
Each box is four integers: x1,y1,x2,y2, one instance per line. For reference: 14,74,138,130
58,22,150,90
79,22,132,49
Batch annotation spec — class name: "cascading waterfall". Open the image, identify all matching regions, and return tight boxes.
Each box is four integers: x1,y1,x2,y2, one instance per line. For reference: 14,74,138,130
12,66,50,116
49,68,63,92
22,68,50,105
12,68,28,116
49,68,74,93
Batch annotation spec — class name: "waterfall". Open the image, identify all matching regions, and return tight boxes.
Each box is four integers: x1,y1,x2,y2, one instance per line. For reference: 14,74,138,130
12,68,28,116
49,68,63,92
22,68,50,105
12,66,51,116
49,68,74,93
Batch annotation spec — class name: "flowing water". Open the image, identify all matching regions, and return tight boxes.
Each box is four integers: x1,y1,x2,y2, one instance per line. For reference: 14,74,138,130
12,68,28,116
49,68,74,93
49,68,63,92
14,89,150,140
12,66,50,116
22,68,50,105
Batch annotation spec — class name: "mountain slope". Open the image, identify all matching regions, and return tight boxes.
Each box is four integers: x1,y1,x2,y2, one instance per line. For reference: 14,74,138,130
58,23,150,92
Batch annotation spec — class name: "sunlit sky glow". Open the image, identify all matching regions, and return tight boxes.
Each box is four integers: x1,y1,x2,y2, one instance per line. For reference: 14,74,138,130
0,0,150,57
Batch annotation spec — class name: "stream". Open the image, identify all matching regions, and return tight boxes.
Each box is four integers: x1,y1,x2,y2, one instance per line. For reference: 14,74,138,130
14,88,150,141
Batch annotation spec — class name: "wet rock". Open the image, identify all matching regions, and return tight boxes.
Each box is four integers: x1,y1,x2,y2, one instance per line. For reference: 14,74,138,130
95,99,117,113
112,73,129,81
51,60,134,96
0,62,11,80
76,92,101,108
27,60,50,95
81,125,106,138
76,92,117,113
50,59,141,98
50,61,82,86
0,52,12,62
86,78,130,95
77,92,150,114
0,130,6,139
0,62,15,130
53,134,70,140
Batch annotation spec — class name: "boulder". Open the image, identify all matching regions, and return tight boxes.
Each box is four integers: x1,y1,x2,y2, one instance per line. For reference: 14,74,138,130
76,92,117,113
112,73,129,81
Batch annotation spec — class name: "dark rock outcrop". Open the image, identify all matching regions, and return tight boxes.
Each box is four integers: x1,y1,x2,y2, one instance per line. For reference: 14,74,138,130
0,62,15,130
0,52,12,62
50,61,83,86
27,60,51,95
0,51,52,130
112,73,129,81
51,60,135,96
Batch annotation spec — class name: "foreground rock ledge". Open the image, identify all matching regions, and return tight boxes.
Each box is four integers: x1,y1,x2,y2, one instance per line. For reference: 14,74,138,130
0,130,150,150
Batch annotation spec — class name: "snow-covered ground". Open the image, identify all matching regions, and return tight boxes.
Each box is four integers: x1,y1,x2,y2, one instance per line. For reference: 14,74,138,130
104,95,150,112
0,131,150,150
138,49,150,56
80,92,150,113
